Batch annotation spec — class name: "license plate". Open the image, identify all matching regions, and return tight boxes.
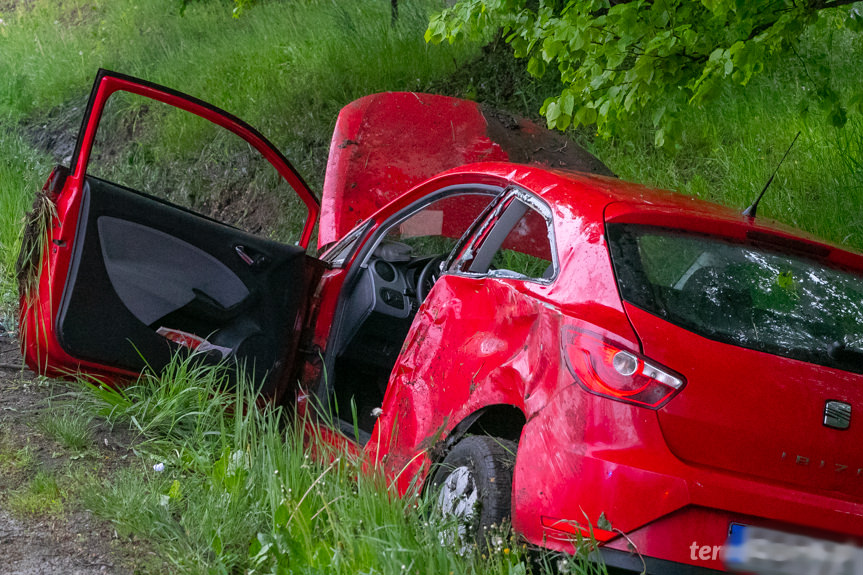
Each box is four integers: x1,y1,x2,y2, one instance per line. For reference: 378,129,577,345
724,524,863,575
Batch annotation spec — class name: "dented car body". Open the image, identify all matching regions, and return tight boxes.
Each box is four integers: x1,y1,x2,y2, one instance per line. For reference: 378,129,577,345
19,70,863,574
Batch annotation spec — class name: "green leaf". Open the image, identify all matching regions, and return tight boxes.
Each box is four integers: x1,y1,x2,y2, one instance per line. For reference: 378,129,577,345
597,511,613,531
526,56,546,78
248,535,263,558
598,99,611,118
847,7,863,33
651,104,666,126
542,38,563,62
701,0,729,17
212,533,223,556
776,271,794,290
167,479,182,500
561,91,575,116
624,88,637,112
556,113,572,131
274,501,290,526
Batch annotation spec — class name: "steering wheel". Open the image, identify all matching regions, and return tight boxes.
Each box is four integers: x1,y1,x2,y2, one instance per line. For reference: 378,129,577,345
416,255,446,303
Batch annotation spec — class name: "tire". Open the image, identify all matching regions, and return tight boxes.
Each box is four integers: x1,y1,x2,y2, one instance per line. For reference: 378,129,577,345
430,435,516,553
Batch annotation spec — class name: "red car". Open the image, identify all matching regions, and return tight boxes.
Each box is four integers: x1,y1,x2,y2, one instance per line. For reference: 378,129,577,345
19,70,863,574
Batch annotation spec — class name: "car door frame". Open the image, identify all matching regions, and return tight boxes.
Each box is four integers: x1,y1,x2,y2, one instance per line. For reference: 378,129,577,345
70,69,320,246
20,69,321,386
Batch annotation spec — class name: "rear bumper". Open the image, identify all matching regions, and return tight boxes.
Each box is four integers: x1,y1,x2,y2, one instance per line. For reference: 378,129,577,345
596,547,727,575
512,383,863,572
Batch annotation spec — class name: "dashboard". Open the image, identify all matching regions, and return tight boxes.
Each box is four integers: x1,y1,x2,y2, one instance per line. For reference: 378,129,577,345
334,242,441,369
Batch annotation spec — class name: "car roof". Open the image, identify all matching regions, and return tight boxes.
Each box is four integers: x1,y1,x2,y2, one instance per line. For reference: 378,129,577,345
432,161,863,273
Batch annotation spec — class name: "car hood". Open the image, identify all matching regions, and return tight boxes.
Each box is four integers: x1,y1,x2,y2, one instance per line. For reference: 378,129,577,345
318,92,613,249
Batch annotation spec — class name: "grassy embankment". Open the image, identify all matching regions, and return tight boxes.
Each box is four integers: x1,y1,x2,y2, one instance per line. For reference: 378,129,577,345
0,0,861,573
0,1,600,573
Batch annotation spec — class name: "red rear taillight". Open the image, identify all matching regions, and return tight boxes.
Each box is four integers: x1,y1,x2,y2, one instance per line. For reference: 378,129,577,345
562,326,685,409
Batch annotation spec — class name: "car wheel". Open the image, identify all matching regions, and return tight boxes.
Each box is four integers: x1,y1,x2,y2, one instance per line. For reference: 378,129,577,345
430,435,516,553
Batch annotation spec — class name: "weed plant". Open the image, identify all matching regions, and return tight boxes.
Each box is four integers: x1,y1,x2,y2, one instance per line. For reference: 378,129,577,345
0,431,35,476
0,133,51,315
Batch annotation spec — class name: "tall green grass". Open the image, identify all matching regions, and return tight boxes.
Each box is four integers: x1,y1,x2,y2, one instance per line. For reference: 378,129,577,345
0,0,475,181
75,354,605,574
0,131,51,315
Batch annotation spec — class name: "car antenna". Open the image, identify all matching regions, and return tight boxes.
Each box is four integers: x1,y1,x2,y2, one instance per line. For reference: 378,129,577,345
742,131,801,219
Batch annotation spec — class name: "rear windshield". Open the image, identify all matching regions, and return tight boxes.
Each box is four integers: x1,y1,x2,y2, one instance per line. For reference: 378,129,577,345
607,224,863,373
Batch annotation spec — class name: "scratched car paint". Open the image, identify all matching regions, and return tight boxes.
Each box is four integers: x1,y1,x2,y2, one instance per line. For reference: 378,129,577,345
18,70,863,574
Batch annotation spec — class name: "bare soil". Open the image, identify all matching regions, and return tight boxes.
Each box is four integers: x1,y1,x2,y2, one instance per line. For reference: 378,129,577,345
0,332,148,575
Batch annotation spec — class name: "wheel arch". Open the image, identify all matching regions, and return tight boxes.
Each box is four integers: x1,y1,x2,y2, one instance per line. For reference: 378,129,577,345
430,403,526,467
421,404,525,513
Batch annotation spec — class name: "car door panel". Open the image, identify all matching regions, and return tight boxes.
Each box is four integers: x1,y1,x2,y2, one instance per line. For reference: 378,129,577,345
55,176,313,392
97,216,250,326
20,70,322,398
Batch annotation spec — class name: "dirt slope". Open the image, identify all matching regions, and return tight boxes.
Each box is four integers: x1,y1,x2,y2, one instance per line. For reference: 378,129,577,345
0,335,136,575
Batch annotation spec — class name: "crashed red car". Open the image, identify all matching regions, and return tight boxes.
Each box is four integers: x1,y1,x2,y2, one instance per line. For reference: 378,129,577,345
19,70,863,574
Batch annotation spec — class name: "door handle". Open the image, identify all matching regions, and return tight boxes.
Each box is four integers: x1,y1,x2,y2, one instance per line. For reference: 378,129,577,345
235,245,269,270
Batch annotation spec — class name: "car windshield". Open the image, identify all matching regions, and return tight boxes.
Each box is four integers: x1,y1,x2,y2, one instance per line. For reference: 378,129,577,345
607,224,863,373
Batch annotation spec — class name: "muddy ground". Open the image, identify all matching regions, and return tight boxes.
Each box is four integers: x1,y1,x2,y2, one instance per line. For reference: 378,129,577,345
0,332,149,574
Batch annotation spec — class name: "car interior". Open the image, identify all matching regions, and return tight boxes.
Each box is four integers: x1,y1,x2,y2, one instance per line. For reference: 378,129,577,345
58,176,314,395
321,189,500,441
321,187,558,443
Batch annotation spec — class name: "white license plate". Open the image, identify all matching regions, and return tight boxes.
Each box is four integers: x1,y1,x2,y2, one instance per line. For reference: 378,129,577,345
724,524,863,575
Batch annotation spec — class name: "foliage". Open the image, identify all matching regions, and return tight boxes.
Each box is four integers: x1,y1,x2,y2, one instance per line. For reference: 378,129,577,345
0,133,50,316
427,0,863,146
0,0,474,321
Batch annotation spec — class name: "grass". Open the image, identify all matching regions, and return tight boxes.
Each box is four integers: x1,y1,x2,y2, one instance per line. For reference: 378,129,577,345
72,353,605,575
0,132,51,315
0,431,35,476
37,404,95,457
0,0,476,187
7,469,67,516
0,0,476,308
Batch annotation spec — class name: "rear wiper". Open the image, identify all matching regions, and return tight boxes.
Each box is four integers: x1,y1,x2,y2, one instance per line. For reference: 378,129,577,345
827,341,863,368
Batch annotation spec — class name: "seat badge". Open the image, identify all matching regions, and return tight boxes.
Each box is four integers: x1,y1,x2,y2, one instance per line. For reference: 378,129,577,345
824,401,852,430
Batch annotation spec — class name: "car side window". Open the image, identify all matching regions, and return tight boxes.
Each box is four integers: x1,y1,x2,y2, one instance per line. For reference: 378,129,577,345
374,191,499,260
87,91,305,243
457,194,556,282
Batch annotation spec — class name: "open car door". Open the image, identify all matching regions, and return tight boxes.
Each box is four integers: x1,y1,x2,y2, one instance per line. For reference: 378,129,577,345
19,70,323,400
